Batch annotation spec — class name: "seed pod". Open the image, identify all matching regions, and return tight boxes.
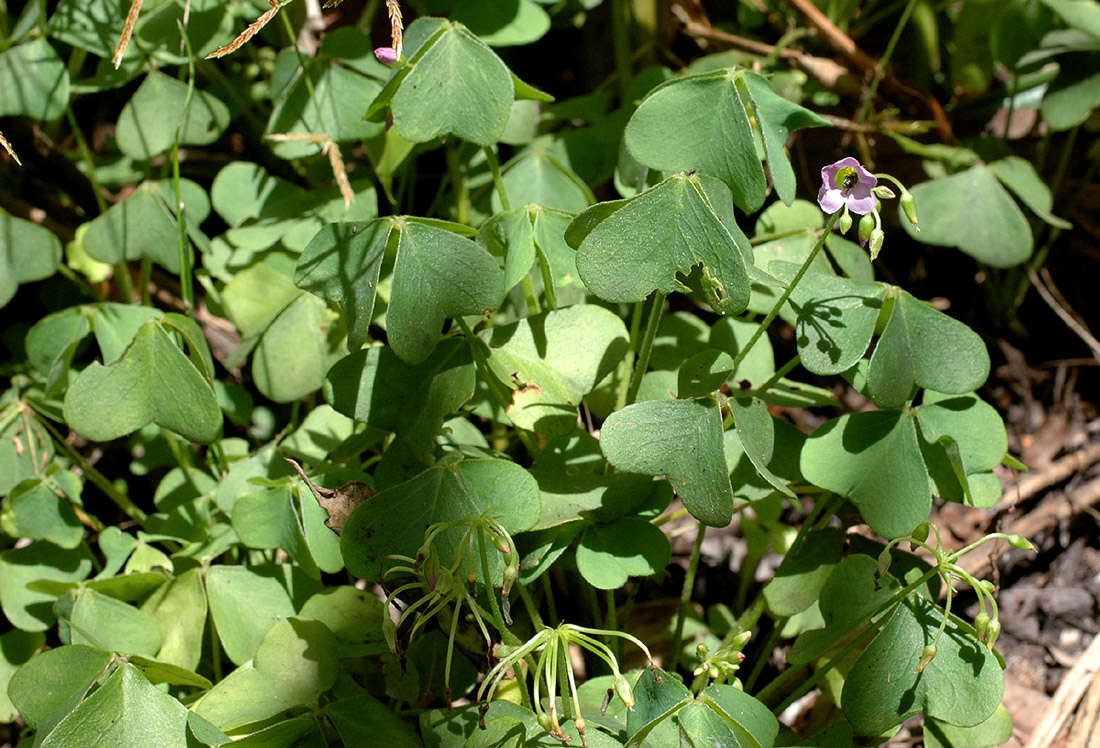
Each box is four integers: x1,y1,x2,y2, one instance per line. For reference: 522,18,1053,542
985,619,1001,649
613,674,635,708
838,209,853,234
858,212,875,246
869,229,885,260
900,190,919,227
1006,534,1034,551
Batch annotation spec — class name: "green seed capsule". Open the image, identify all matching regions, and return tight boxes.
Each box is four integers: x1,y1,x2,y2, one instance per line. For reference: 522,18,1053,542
1006,534,1034,550
974,611,991,641
918,644,937,672
900,190,919,227
838,209,853,234
613,674,635,708
986,619,1001,649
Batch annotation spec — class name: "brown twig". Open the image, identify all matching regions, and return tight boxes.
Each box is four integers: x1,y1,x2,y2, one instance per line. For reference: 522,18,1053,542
1025,633,1100,748
783,0,953,141
1030,268,1100,363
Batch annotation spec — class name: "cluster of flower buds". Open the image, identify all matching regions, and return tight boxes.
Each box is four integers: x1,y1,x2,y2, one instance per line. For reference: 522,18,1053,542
690,630,752,692
817,157,919,260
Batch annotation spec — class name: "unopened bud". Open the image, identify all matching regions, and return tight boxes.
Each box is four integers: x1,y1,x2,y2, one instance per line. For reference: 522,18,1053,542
491,533,511,555
537,712,553,731
900,190,919,229
574,716,586,733
729,630,752,650
613,674,635,708
918,644,937,672
374,46,398,65
974,611,991,641
502,563,517,595
869,229,884,260
858,212,875,246
1006,534,1034,551
838,208,852,234
873,185,896,199
979,579,996,595
985,619,1001,649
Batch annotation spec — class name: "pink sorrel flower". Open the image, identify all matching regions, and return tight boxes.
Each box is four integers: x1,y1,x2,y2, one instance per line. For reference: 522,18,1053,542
817,157,878,215
374,46,398,65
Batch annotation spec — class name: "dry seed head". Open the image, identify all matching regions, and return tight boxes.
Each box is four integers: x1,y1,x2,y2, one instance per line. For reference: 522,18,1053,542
113,0,143,69
207,0,281,60
0,131,20,166
323,139,354,207
386,0,404,59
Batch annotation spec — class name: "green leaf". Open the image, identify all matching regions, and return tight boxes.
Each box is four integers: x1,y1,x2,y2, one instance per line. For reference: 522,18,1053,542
222,263,336,403
842,595,1003,735
867,290,990,408
600,399,734,526
925,705,1013,748
140,568,207,671
1042,0,1100,39
82,180,209,273
8,644,112,732
233,486,322,578
266,57,384,159
451,0,551,46
204,565,295,666
624,68,827,211
494,147,596,213
763,528,845,617
801,411,931,539
295,221,390,351
386,218,505,363
481,305,629,435
325,339,475,454
902,164,1033,267
193,618,338,732
298,586,386,647
990,157,1072,228
0,629,45,723
917,393,1007,475
1,479,83,548
62,319,221,443
625,668,692,748
0,207,63,308
575,517,671,589
115,71,230,161
40,663,191,747
770,262,886,376
0,39,69,120
67,587,162,656
340,457,541,583
0,542,94,631
569,173,752,315
389,19,515,145
695,683,779,747
788,555,904,665
729,396,797,497
327,693,422,747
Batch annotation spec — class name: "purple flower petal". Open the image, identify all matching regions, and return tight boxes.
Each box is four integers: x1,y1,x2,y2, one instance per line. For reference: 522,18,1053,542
817,185,846,214
846,192,878,215
374,46,398,65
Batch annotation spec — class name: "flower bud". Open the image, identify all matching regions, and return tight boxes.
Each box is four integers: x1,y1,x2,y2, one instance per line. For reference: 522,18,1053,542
979,579,996,595
918,644,937,672
1006,534,1034,551
502,563,517,595
985,619,1001,649
900,190,919,228
973,611,991,642
538,712,553,731
858,212,875,246
374,46,398,65
613,674,635,708
911,523,930,545
869,229,885,260
491,532,511,555
838,208,852,234
873,185,896,199
729,630,752,650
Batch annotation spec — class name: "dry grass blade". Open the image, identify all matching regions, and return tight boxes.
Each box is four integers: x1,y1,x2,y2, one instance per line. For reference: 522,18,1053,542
112,0,144,69
0,131,21,166
322,0,345,7
206,0,281,60
324,139,354,207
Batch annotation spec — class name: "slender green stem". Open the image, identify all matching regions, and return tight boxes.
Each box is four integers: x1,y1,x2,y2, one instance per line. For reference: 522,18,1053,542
615,301,645,410
611,0,633,104
857,0,919,124
445,140,471,225
532,234,559,311
748,355,800,400
34,412,146,522
520,276,541,316
1002,69,1019,142
624,292,665,406
605,588,620,663
483,145,510,212
171,21,198,313
670,521,707,671
743,622,782,691
733,213,840,375
542,572,560,626
516,582,544,629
